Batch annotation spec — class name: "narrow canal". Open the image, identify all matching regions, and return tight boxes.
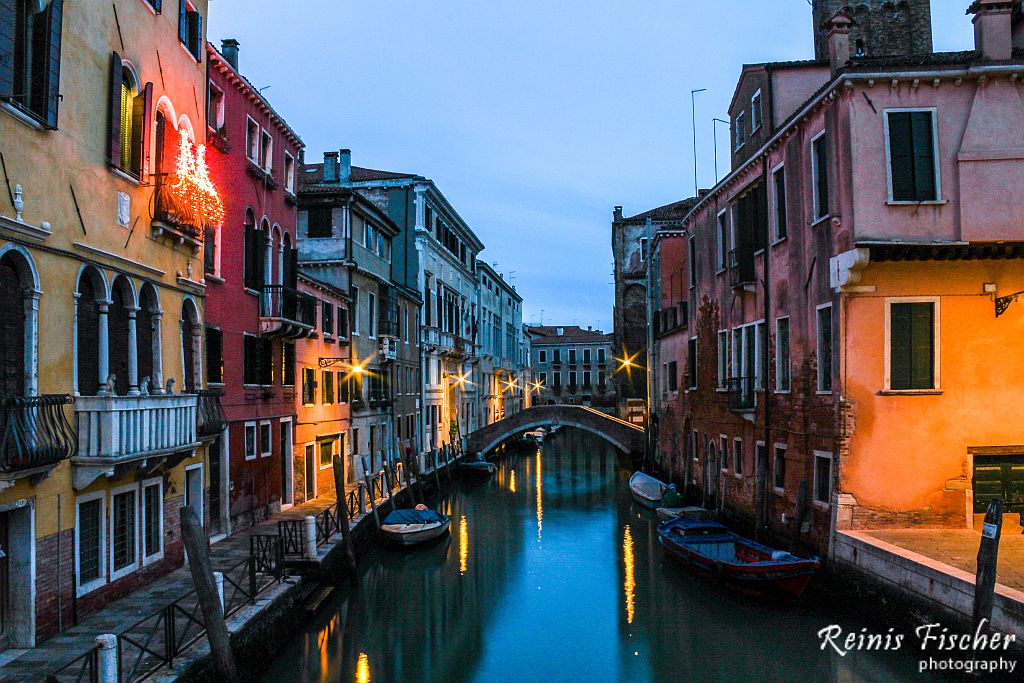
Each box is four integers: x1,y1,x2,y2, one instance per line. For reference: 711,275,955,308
261,429,956,682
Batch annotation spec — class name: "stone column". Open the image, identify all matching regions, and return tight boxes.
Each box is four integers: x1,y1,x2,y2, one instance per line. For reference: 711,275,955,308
94,633,117,683
25,290,40,396
96,300,110,396
152,310,165,394
127,306,140,396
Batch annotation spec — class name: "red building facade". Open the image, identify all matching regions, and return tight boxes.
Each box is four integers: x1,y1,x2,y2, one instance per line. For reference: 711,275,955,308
204,41,312,532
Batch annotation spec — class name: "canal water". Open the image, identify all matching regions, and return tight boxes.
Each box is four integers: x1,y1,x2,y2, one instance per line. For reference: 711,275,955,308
261,429,962,683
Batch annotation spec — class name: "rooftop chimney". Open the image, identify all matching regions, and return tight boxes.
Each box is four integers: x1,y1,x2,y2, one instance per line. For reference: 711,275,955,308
221,39,240,70
827,12,854,73
613,206,623,222
969,0,1016,61
339,149,352,184
323,151,340,183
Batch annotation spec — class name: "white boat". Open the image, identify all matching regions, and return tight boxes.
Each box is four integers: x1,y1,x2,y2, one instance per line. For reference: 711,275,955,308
381,508,452,545
629,471,667,509
524,429,546,443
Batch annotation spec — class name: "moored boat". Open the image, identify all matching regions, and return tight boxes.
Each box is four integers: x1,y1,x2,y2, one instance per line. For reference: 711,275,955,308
459,458,497,476
381,508,452,546
655,506,712,522
629,471,667,508
657,517,820,598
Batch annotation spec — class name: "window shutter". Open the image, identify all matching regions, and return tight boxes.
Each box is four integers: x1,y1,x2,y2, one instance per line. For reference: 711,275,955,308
285,247,298,289
910,303,934,389
0,0,14,99
43,0,64,128
243,223,255,289
815,138,829,215
255,230,267,290
911,112,936,201
194,13,203,61
178,0,187,44
108,52,124,166
888,113,915,201
140,82,154,177
890,303,912,390
152,0,162,12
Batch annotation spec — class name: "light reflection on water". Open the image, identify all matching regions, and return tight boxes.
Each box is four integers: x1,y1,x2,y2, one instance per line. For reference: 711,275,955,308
260,429,962,683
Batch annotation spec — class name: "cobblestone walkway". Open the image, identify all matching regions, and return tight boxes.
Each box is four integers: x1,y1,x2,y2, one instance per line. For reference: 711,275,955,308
0,494,344,682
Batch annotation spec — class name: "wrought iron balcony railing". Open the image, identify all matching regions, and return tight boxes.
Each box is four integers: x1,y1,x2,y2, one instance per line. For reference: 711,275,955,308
260,285,317,338
727,376,755,412
0,395,76,474
152,175,203,240
197,389,228,438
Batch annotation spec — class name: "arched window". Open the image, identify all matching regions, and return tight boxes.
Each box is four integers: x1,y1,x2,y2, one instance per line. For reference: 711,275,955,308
181,299,201,394
76,268,106,397
0,254,26,397
108,276,134,396
243,209,262,290
138,284,159,393
272,225,283,286
261,218,273,292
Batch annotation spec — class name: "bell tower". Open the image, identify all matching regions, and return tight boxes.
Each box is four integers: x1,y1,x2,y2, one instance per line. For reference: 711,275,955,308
813,1,934,61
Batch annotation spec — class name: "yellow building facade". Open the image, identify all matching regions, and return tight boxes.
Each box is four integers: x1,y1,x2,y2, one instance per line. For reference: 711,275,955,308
0,0,221,648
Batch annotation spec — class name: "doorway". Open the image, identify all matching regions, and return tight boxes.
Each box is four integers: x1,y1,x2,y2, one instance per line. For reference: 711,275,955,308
208,437,224,536
973,454,1024,514
280,419,293,506
184,464,204,529
304,444,316,502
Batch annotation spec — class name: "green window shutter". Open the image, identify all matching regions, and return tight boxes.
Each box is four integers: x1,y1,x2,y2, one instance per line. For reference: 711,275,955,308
42,0,63,128
911,112,937,201
910,302,934,389
179,0,187,44
0,0,14,100
888,113,915,201
890,303,913,389
815,138,830,216
107,52,124,166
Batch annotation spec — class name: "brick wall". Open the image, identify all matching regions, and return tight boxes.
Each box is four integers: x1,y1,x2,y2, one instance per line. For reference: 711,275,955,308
813,0,933,61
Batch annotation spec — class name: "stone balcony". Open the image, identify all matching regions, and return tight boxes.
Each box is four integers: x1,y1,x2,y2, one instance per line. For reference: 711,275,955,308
72,393,201,489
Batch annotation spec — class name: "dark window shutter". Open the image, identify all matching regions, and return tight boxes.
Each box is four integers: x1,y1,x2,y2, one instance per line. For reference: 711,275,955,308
140,82,154,177
0,260,26,397
43,0,63,128
254,229,267,290
285,247,298,289
890,303,916,390
243,223,255,289
911,112,936,201
178,0,187,44
188,12,202,61
910,303,934,389
151,0,162,12
774,168,787,239
815,138,830,216
108,52,123,166
0,0,14,100
888,113,915,201
205,326,223,384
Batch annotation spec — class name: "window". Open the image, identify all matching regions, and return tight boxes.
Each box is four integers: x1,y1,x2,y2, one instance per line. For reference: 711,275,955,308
754,321,766,391
773,446,786,491
735,111,747,149
282,342,295,386
243,212,266,291
319,438,335,469
553,372,562,388
539,350,547,363
553,349,561,363
584,349,592,364
142,480,163,563
322,370,334,404
814,451,833,506
2,0,64,128
539,372,547,386
775,317,790,392
351,286,359,335
76,493,105,595
687,337,697,389
337,306,349,341
816,305,833,392
812,133,829,220
259,421,272,457
886,110,939,202
302,368,316,405
179,0,202,61
667,361,678,392
284,152,295,193
109,59,150,177
751,90,762,131
338,372,349,403
772,165,787,241
569,349,577,364
260,130,273,172
717,330,728,389
205,326,223,384
244,422,257,460
716,211,728,272
688,236,697,288
207,82,224,131
720,436,729,471
243,335,273,385
306,206,332,238
322,301,334,338
598,348,606,363
245,117,259,163
887,300,937,391
110,486,138,579
639,238,649,262
733,439,744,475
367,292,377,338
569,371,577,388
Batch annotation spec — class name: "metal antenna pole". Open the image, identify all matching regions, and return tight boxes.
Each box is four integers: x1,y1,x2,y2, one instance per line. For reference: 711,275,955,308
691,88,707,196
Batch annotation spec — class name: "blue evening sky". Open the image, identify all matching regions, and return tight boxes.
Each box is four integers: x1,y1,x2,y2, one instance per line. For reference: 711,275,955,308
208,1,975,329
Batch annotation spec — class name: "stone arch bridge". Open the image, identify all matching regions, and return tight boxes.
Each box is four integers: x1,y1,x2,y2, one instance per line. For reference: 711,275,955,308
466,405,645,457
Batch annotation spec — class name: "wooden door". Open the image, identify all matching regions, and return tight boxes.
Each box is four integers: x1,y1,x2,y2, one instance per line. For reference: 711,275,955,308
304,445,316,501
974,455,1024,513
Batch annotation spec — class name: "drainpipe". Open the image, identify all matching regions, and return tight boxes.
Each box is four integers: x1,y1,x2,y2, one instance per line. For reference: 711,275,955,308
760,154,773,541
643,226,656,471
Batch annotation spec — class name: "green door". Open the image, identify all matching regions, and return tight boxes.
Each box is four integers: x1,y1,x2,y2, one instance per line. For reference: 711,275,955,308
973,455,1024,513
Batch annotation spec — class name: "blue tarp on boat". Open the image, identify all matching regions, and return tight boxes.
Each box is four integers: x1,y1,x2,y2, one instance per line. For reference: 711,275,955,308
384,509,447,525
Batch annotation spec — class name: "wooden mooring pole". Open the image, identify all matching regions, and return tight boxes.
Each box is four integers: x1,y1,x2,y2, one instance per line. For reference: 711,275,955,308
180,506,237,682
973,498,1004,631
333,457,359,587
361,457,381,530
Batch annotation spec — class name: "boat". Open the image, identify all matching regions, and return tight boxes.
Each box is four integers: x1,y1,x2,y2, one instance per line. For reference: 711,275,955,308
459,457,497,477
380,507,452,546
523,429,546,444
629,471,668,508
656,506,712,522
657,517,820,598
